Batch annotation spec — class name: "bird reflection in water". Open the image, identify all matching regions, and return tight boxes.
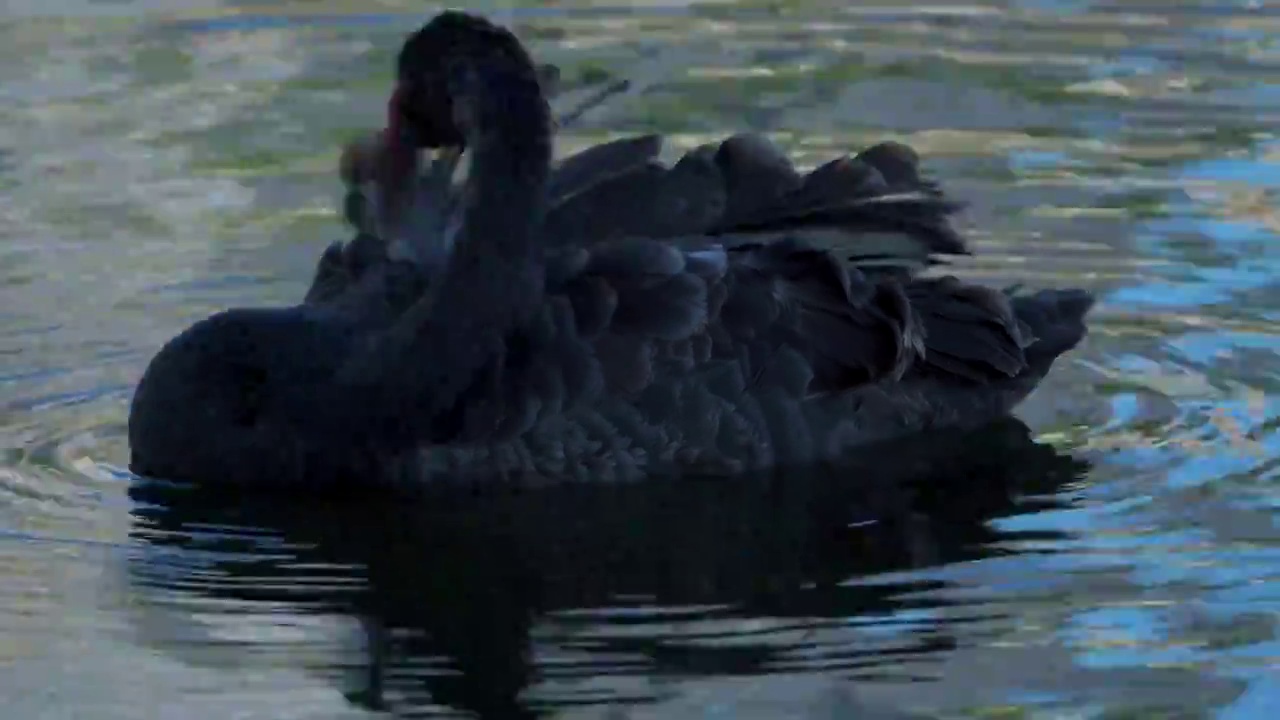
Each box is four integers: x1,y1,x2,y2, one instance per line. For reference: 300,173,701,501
126,416,1088,718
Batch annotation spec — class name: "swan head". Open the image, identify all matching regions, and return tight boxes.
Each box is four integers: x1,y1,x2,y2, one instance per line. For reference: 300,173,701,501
381,11,545,182
344,13,515,262
345,14,559,267
388,11,538,145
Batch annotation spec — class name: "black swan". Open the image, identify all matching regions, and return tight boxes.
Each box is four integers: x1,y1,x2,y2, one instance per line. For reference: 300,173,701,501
127,11,1095,490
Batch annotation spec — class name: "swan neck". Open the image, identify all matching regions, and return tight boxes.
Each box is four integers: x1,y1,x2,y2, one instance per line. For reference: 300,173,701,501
333,53,554,449
448,59,553,261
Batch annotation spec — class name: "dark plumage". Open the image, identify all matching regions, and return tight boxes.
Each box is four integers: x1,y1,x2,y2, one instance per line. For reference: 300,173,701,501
127,11,1094,490
333,129,967,296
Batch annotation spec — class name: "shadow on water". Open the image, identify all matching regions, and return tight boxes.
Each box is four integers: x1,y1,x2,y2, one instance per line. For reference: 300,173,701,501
126,417,1087,718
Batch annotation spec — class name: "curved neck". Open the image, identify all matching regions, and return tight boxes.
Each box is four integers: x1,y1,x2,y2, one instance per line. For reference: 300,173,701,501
334,54,553,448
448,60,553,261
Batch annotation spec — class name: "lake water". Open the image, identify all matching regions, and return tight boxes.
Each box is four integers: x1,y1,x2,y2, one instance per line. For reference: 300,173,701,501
1,1,1278,717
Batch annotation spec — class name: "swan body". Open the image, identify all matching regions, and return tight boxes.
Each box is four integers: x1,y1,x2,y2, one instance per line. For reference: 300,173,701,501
127,12,1093,490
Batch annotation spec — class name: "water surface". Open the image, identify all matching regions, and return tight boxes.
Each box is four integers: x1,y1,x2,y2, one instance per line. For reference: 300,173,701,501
1,1,1278,717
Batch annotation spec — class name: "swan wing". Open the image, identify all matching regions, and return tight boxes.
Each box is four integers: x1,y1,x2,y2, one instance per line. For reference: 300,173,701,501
541,135,969,279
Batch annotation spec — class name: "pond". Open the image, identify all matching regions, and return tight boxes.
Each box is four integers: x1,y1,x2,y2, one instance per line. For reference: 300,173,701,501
0,1,1277,717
